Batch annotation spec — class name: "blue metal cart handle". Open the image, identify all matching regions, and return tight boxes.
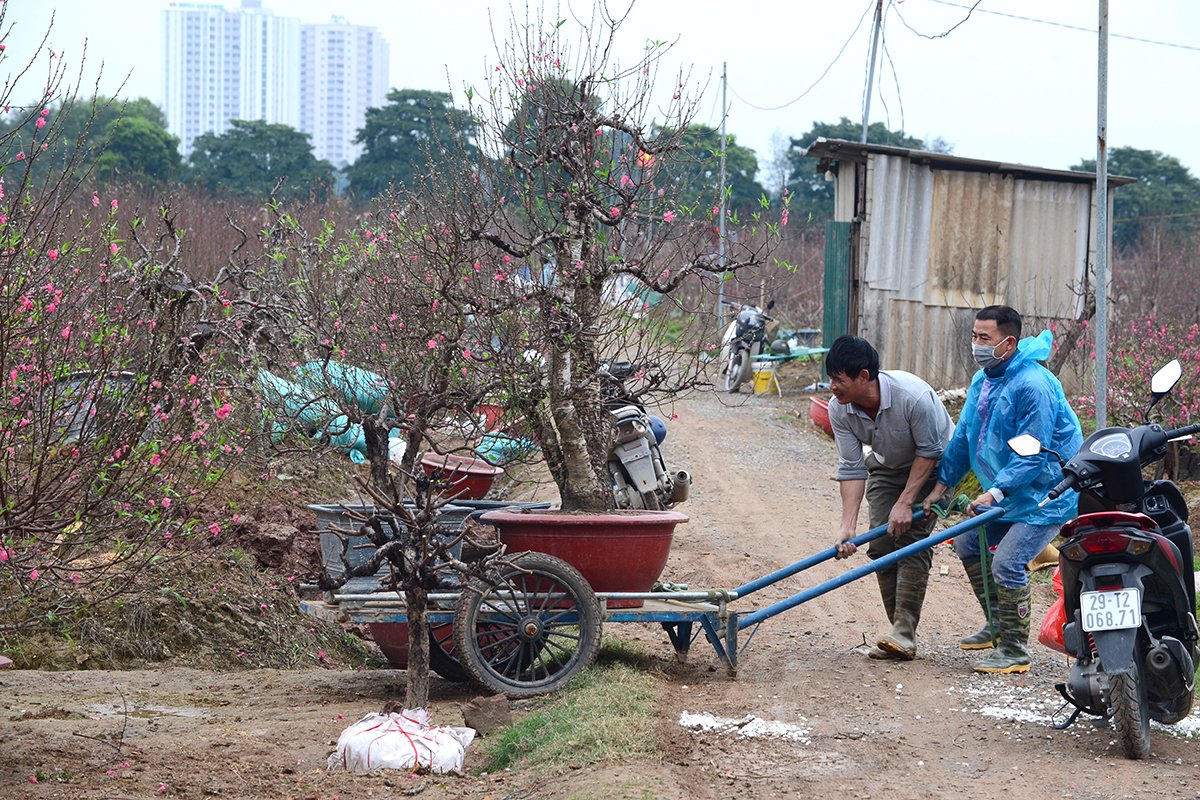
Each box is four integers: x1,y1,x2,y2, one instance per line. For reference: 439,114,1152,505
736,506,1005,630
730,511,928,600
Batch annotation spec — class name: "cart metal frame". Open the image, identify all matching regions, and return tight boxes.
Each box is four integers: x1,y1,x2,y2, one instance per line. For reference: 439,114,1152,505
301,507,1004,680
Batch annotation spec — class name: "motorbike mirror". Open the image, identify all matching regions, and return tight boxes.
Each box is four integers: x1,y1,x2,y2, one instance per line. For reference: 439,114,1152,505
1150,359,1182,397
1146,359,1183,420
1007,434,1044,458
766,299,775,310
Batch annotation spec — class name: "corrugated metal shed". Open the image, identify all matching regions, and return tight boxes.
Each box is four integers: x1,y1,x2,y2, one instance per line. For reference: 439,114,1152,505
805,138,1134,388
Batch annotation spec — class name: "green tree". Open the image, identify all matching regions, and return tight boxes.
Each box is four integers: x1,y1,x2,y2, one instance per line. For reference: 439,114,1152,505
662,124,766,214
347,89,478,201
1072,147,1200,249
189,120,333,198
784,117,925,222
95,116,182,183
0,95,172,186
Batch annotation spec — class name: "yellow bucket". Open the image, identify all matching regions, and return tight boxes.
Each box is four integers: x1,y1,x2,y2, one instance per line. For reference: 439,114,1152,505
753,363,777,393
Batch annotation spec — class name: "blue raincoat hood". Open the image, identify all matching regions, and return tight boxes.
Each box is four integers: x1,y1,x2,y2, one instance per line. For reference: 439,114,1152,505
937,330,1083,525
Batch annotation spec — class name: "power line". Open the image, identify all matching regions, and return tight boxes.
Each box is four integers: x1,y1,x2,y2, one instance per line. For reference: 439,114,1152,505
921,0,1200,52
726,0,876,112
881,10,906,139
891,0,983,39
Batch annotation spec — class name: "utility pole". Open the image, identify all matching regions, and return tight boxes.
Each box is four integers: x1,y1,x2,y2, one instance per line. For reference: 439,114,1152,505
861,0,884,143
1095,0,1109,428
717,62,727,319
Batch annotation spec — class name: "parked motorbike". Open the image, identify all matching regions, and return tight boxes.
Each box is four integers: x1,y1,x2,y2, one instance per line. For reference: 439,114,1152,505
719,300,773,393
1007,359,1200,759
599,361,691,510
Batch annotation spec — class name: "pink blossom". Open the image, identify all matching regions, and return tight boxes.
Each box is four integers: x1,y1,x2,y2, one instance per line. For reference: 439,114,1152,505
92,193,100,207
30,569,39,581
611,207,620,218
0,548,9,562
209,523,220,536
463,349,472,359
61,326,70,338
162,498,171,508
215,403,232,419
427,339,437,349
663,210,676,223
111,199,118,210
780,211,789,227
188,374,197,386
110,243,118,254
15,152,23,161
70,573,80,586
36,117,45,129
47,249,58,260
150,453,162,466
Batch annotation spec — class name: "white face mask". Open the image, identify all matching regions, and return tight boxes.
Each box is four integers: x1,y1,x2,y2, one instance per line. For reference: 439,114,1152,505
971,338,1011,370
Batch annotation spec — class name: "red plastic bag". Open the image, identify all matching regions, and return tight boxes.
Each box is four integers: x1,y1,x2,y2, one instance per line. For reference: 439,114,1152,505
1038,566,1067,654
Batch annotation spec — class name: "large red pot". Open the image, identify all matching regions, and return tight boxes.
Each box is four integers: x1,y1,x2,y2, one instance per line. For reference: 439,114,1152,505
810,396,834,438
420,452,505,500
479,508,688,608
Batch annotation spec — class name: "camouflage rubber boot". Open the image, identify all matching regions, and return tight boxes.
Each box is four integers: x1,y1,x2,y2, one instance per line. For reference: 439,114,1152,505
868,566,901,660
876,560,929,660
960,559,1000,651
972,584,1032,674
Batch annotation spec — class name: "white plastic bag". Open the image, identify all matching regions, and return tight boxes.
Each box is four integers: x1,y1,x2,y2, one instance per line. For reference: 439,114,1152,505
326,709,475,774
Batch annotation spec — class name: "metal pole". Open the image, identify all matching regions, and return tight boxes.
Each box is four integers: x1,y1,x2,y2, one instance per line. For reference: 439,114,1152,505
737,507,1006,629
731,512,926,599
861,0,884,143
717,62,727,318
1095,0,1109,429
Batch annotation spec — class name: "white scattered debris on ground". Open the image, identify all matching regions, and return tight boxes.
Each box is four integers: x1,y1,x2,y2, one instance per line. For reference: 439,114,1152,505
947,677,1200,739
679,711,813,743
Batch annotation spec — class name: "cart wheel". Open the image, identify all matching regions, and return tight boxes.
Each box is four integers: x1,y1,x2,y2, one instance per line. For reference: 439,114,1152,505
428,622,470,683
453,552,602,697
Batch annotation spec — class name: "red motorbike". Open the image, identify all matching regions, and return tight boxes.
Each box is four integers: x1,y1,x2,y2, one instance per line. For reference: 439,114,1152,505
1008,359,1199,759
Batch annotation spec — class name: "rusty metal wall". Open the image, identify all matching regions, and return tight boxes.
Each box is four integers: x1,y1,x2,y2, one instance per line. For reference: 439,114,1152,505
855,153,1097,389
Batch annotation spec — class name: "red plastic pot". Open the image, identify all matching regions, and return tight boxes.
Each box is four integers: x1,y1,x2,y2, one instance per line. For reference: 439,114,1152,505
369,622,411,667
419,452,505,501
479,508,688,608
810,396,834,438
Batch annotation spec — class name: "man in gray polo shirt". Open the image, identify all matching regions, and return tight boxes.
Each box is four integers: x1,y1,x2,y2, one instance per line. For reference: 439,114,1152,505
829,336,954,660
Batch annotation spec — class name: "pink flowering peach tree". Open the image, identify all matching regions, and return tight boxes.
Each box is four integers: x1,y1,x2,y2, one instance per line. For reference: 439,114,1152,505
390,8,787,513
0,30,248,656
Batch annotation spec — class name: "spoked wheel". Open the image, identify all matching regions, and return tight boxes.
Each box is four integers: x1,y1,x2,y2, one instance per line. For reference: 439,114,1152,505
1108,663,1152,759
453,552,602,697
428,622,470,683
724,349,753,392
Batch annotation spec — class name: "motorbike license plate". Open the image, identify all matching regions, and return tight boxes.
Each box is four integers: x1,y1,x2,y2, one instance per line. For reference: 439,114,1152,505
1080,588,1141,632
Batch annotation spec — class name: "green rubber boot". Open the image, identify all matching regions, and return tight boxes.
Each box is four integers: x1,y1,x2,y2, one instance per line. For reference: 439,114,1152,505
960,559,1000,651
972,584,1032,674
875,560,929,660
868,566,902,660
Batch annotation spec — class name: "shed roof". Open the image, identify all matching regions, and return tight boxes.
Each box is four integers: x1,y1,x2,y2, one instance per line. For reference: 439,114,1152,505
803,138,1136,186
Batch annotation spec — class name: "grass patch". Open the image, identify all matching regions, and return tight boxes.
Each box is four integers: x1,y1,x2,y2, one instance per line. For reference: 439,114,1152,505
479,636,661,774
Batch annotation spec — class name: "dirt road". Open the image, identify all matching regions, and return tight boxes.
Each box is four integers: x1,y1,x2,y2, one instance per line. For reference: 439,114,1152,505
3,386,1198,799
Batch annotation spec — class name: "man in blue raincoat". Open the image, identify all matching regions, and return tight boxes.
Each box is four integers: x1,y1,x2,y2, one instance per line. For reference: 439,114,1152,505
924,305,1082,674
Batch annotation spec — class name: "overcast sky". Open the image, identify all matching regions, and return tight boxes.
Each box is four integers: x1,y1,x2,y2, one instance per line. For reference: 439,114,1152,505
4,0,1199,180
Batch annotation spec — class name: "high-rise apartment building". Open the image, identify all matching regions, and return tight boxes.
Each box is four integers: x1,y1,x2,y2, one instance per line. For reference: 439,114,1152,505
299,20,389,167
162,0,301,156
162,3,390,166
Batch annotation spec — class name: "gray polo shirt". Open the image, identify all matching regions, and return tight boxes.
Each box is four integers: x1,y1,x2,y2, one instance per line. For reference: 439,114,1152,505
829,370,955,481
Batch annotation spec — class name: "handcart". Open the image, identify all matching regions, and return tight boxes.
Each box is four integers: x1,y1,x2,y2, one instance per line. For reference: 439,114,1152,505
300,506,1004,697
